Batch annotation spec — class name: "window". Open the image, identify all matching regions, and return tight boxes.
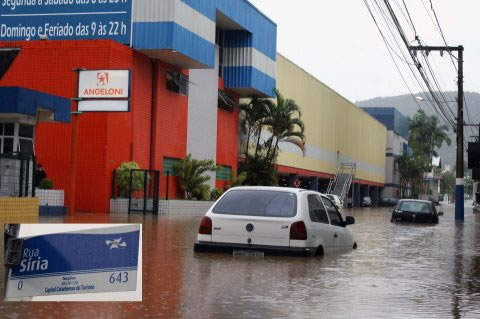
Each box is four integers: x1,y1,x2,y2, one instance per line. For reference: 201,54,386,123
18,124,34,154
0,48,20,81
322,197,344,226
166,70,189,96
217,165,231,181
0,122,35,154
163,157,180,176
218,90,236,112
215,27,225,78
213,190,297,217
308,194,329,224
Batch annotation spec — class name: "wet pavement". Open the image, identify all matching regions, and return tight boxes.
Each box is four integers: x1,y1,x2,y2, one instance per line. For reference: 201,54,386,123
1,202,480,318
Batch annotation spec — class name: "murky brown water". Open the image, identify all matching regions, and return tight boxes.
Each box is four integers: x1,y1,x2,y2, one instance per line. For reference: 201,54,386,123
2,203,480,318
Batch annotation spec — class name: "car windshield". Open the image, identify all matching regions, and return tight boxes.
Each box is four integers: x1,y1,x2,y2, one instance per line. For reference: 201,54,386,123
212,190,297,217
398,201,432,214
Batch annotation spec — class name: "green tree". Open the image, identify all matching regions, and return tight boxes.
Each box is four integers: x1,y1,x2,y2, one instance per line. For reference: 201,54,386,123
408,109,451,166
115,161,144,197
263,89,306,163
396,154,423,198
173,154,216,200
239,89,306,185
239,96,270,161
396,110,452,197
441,170,455,202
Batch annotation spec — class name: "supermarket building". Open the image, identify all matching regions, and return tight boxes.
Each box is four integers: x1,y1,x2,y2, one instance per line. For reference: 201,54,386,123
0,0,387,213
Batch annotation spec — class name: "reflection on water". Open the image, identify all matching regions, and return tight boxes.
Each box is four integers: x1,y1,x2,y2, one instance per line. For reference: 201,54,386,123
1,205,480,318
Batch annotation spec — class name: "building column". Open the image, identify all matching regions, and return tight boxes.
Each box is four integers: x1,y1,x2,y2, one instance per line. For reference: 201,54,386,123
288,174,297,188
354,183,361,207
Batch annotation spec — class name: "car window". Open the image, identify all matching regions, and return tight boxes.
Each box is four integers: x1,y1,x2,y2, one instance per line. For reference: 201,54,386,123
212,190,297,217
308,194,329,224
398,201,432,214
321,197,344,226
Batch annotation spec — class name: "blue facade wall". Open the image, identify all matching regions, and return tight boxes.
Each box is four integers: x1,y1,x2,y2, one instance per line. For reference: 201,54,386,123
133,22,215,68
133,0,276,96
362,107,409,140
216,0,277,60
0,87,70,123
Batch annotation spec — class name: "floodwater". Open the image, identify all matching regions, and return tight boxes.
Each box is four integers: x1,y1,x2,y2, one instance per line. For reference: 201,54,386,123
2,202,480,319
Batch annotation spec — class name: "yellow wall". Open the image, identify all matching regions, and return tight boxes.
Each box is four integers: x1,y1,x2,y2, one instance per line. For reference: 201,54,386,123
0,197,39,223
276,54,386,183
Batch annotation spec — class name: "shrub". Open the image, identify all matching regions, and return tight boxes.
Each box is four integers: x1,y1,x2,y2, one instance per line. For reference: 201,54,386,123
115,162,144,197
38,178,54,190
210,188,224,201
173,154,216,200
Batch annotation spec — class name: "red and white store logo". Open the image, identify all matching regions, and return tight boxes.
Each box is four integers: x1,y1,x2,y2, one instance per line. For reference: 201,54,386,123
79,70,129,99
97,72,109,86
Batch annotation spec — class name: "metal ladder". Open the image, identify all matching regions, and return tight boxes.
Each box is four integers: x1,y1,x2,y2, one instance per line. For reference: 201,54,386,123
327,162,356,205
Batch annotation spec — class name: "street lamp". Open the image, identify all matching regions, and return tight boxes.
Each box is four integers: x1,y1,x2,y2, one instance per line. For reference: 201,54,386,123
415,96,456,103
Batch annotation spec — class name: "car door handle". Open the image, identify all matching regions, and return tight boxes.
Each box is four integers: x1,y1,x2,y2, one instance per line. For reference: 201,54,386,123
333,233,338,238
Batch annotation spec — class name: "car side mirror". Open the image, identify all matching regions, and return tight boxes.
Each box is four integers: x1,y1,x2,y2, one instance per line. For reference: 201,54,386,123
438,211,444,216
345,216,355,225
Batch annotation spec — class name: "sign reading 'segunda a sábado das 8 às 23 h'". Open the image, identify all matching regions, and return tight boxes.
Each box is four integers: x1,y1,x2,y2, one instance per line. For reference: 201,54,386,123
0,0,132,44
5,224,140,299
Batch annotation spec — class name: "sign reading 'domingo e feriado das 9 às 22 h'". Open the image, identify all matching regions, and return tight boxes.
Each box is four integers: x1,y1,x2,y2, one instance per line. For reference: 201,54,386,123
5,224,140,299
0,0,132,44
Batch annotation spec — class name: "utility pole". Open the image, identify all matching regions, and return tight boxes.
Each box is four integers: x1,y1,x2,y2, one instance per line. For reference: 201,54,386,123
409,45,464,220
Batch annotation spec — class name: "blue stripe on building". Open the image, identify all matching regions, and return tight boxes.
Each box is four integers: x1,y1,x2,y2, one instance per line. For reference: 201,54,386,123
223,66,276,96
133,22,215,68
181,0,216,21
180,0,277,60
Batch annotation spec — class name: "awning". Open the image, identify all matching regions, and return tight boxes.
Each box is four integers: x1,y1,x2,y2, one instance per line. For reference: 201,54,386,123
0,86,70,123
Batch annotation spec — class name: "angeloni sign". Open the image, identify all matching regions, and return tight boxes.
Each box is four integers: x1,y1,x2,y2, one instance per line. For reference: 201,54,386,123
79,70,129,99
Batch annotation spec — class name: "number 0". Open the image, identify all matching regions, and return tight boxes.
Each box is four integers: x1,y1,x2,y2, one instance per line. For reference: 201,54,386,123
18,280,23,290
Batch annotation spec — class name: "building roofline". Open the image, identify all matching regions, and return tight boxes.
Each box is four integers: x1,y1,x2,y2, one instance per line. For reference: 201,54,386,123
277,52,387,131
245,0,277,26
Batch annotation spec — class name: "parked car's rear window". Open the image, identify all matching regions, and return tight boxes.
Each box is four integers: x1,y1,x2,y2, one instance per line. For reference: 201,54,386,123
212,190,297,217
398,201,432,214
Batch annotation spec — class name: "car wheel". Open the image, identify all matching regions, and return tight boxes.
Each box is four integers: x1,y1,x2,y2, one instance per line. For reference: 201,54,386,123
315,246,324,257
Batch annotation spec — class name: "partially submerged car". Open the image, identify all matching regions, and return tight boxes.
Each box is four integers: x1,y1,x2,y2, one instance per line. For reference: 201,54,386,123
361,196,372,207
194,186,357,257
390,199,443,224
325,194,343,209
380,197,399,207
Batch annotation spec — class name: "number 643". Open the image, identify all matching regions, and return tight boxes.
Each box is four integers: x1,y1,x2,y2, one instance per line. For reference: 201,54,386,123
109,272,128,284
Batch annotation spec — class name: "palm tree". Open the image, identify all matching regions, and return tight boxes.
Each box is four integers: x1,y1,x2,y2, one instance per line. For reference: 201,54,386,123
408,109,451,164
239,96,270,160
264,89,306,164
238,89,306,186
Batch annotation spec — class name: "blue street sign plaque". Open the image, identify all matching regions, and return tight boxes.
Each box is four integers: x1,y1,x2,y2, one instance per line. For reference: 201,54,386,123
5,224,140,299
0,0,132,44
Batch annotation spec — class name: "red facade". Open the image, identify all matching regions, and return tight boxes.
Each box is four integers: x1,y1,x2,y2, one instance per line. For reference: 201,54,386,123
0,40,239,213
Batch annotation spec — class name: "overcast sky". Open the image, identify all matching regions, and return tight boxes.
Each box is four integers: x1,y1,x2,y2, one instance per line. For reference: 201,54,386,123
249,0,480,103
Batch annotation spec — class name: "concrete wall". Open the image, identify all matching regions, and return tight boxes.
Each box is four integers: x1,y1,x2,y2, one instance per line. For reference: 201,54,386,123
187,46,220,189
276,54,386,185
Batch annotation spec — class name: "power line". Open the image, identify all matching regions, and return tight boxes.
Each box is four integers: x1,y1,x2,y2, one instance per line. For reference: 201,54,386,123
381,0,456,128
363,0,425,111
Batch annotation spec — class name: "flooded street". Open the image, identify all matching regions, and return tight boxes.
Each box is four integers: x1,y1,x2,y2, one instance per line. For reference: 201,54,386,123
2,203,480,318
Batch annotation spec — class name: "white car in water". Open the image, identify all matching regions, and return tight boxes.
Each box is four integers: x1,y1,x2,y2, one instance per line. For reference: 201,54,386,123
325,194,343,209
194,186,357,256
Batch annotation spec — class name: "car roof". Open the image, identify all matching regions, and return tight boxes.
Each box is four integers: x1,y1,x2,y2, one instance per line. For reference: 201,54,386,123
227,186,308,194
398,199,432,204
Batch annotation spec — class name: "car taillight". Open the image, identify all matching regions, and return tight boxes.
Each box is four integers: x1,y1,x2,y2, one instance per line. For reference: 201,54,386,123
290,221,307,240
199,216,212,235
